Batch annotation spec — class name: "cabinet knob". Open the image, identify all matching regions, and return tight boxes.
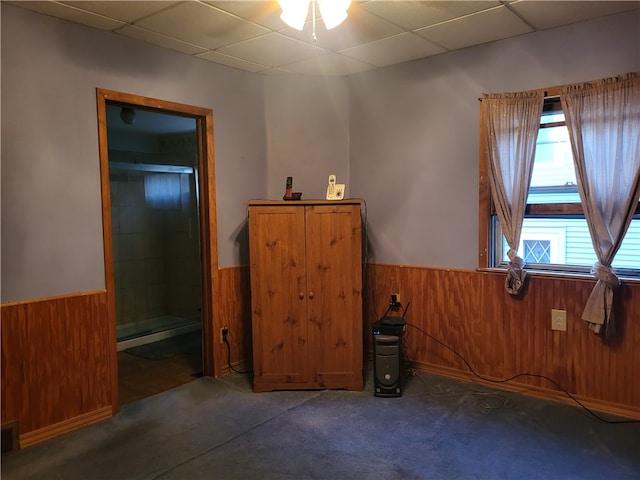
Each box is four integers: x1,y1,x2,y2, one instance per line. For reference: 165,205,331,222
308,291,314,299
299,292,305,300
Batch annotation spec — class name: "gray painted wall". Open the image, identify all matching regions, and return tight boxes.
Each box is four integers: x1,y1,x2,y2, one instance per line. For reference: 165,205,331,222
264,75,350,200
1,4,267,301
2,4,638,302
349,11,639,268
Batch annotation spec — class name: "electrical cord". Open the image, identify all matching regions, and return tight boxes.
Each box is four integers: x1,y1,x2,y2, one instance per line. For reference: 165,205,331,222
223,337,253,375
404,321,640,425
361,198,369,280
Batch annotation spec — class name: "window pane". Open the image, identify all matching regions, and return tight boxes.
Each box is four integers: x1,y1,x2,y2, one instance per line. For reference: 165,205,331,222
540,112,564,125
523,239,551,263
488,100,639,278
500,217,640,271
528,116,578,204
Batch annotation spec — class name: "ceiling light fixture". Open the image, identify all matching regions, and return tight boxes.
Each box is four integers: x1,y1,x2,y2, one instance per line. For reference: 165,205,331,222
279,0,351,42
120,107,136,125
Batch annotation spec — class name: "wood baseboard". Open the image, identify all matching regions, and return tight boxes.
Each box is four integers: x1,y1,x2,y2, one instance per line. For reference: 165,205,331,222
409,361,640,420
19,407,112,449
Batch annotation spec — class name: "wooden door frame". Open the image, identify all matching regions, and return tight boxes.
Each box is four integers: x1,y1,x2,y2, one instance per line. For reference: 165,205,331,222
96,88,220,413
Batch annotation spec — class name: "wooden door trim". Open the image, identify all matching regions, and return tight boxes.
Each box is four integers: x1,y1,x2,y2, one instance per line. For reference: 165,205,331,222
95,88,220,413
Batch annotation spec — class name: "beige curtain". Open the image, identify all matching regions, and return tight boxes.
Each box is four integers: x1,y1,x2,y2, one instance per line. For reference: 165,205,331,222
482,91,544,295
561,72,640,337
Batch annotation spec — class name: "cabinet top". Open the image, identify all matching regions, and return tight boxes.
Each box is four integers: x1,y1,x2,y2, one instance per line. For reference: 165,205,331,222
247,198,364,206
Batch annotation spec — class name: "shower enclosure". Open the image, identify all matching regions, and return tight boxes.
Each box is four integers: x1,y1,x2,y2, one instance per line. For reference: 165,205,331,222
110,161,202,349
106,105,202,350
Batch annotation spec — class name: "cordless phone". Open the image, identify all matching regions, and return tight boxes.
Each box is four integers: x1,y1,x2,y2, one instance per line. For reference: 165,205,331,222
283,177,302,200
326,174,345,200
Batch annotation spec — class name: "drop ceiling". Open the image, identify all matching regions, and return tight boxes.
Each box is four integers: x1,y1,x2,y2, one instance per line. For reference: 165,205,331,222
7,1,639,76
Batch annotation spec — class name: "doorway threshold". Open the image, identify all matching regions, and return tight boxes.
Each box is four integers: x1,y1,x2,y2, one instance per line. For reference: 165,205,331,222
116,322,201,352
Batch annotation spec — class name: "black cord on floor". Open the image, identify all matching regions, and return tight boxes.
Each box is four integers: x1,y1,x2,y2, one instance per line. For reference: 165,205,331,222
223,338,253,375
405,321,640,425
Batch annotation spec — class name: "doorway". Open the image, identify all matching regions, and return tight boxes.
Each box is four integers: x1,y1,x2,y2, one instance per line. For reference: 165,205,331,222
96,89,219,412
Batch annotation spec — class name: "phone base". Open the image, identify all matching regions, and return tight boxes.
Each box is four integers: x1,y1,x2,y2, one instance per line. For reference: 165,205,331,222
283,192,302,201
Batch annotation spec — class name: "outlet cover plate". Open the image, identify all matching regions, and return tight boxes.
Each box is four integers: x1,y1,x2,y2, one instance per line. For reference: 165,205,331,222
551,309,567,331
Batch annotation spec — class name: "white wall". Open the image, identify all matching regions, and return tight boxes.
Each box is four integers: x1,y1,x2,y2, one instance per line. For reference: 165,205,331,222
348,10,639,268
0,4,267,301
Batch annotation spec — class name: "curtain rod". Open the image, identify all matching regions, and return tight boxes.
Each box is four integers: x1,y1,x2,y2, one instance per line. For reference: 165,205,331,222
478,92,561,101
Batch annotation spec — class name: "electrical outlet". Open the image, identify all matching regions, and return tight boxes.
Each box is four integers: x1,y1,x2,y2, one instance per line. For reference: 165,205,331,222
390,293,400,308
551,309,567,331
220,327,229,343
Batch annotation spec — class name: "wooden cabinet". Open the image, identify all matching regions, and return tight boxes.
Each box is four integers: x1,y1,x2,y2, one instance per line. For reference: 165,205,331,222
247,200,364,392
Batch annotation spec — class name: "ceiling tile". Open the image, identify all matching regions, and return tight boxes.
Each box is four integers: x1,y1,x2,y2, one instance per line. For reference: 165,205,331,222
361,1,501,31
281,52,374,76
62,1,178,23
197,50,270,73
509,0,640,30
340,32,446,67
7,1,126,30
205,1,286,31
415,5,533,51
6,0,634,76
280,2,405,51
116,25,208,56
134,1,270,49
260,67,300,75
217,32,327,68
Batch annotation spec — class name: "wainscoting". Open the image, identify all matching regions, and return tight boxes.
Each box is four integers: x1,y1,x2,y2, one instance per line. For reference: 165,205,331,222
364,264,640,418
1,268,249,449
2,265,638,449
216,266,253,375
207,264,640,417
1,291,112,447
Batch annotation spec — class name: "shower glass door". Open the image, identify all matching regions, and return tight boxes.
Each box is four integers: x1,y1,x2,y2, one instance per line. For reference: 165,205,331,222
110,164,202,342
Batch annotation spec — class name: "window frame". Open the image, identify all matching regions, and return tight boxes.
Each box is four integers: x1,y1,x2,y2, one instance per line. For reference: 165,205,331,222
478,84,640,279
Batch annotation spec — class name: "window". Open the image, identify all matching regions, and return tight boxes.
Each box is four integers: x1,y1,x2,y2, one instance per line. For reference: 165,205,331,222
523,239,551,264
487,96,640,277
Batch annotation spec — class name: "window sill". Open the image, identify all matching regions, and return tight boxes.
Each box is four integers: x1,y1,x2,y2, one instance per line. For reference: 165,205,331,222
476,267,640,285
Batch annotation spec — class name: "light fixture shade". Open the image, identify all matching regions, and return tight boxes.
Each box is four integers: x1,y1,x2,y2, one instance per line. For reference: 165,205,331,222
279,0,310,31
317,0,351,30
120,107,136,125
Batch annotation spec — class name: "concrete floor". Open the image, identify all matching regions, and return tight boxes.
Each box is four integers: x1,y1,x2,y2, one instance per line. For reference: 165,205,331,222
2,368,639,480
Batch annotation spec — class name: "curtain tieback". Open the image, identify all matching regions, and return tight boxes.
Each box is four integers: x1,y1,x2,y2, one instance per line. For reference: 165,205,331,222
505,250,527,295
507,249,524,268
591,262,620,289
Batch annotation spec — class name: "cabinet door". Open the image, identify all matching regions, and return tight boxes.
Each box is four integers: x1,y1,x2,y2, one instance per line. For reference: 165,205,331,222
305,205,363,387
249,206,309,386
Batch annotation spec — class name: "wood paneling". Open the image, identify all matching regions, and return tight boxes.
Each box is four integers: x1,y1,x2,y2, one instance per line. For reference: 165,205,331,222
364,264,640,417
3,265,636,449
1,291,112,445
217,267,252,375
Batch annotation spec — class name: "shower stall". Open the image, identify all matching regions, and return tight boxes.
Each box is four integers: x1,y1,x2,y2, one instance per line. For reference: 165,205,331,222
109,159,202,350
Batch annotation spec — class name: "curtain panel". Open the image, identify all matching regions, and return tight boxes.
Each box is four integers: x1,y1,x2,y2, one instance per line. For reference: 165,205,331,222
560,72,640,337
481,91,544,295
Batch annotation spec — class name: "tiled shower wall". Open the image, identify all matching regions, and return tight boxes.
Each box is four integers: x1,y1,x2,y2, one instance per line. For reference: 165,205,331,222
110,168,201,336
